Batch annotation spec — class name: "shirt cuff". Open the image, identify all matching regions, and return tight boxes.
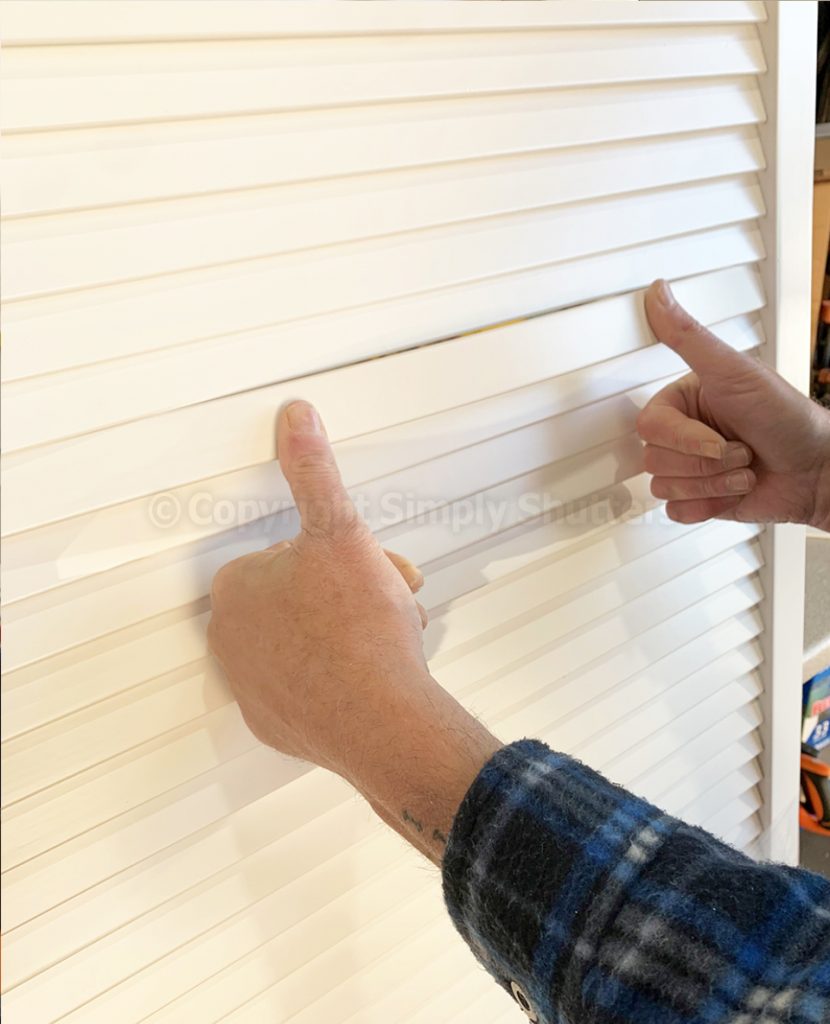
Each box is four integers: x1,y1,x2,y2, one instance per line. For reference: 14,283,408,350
441,738,671,1023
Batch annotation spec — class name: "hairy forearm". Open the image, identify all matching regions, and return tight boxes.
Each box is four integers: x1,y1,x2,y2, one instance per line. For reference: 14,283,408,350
343,669,501,866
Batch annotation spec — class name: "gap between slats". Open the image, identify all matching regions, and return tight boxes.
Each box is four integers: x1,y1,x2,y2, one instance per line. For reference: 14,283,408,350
3,206,769,471
0,308,765,603
0,261,765,536
6,383,660,668
1,175,764,388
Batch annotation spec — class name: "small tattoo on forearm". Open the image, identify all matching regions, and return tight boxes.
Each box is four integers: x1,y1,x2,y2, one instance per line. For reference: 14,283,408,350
402,809,424,833
402,811,447,847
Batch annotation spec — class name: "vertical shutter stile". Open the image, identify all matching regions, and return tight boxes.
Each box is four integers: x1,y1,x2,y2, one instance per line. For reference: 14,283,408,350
0,3,810,1022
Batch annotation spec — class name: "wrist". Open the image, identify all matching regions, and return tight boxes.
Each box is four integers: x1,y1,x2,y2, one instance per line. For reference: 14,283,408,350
344,670,501,865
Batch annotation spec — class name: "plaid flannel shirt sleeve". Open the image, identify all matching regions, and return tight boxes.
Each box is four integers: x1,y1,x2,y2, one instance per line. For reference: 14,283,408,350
442,740,830,1024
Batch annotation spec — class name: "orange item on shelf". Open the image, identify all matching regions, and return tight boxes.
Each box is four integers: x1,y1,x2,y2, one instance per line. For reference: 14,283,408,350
801,748,830,836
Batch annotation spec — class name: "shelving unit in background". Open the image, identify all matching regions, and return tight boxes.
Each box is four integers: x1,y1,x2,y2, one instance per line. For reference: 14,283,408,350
812,127,830,354
813,1,830,397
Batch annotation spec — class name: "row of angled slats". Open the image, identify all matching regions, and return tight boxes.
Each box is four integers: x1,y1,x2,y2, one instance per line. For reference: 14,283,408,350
2,242,766,528
0,471,716,742
2,266,765,577
223,789,765,1024
0,1,766,43
1,4,771,1022
2,477,766,961
0,569,769,1024
0,471,758,859
5,595,765,966
2,299,766,678
1,80,765,223
4,716,764,1024
2,507,764,806
3,562,765,1023
3,129,764,300
2,176,765,425
1,25,765,131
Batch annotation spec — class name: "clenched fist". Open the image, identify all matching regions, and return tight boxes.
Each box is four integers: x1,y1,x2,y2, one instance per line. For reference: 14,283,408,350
208,400,500,864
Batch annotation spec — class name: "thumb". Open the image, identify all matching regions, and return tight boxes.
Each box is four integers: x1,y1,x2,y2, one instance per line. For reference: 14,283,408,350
644,279,757,379
277,400,360,539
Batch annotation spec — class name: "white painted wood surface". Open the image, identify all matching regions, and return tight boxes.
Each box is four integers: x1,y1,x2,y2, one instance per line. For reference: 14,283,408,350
0,3,808,1021
752,0,815,865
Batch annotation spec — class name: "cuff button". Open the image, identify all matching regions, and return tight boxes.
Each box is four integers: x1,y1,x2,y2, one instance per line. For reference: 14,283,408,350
509,981,539,1022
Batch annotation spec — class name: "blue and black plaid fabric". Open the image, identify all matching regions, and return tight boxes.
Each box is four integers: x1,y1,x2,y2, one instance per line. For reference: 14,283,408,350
443,740,830,1024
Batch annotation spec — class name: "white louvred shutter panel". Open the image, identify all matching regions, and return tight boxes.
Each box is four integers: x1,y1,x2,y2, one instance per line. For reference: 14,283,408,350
0,2,812,1022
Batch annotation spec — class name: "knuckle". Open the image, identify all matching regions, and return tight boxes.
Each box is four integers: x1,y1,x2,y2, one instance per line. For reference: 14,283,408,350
209,562,235,606
635,406,656,439
206,615,220,652
210,552,257,606
666,501,695,524
670,428,689,453
701,475,722,499
642,446,659,474
307,518,368,569
326,508,369,549
206,614,230,663
291,450,329,477
670,305,702,338
726,361,765,393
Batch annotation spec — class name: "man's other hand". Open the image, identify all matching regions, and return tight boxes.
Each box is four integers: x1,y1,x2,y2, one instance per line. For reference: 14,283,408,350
638,280,830,530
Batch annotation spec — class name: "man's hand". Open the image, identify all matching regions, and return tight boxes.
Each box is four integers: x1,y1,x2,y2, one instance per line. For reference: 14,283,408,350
638,280,830,530
208,400,500,864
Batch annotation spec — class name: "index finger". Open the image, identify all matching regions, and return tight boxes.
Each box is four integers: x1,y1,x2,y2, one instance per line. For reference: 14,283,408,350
277,400,361,538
